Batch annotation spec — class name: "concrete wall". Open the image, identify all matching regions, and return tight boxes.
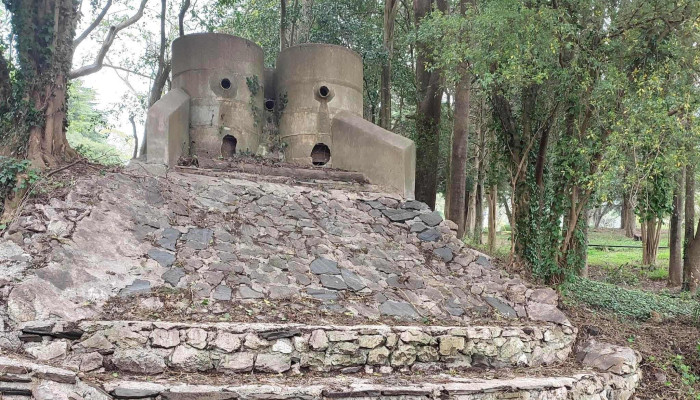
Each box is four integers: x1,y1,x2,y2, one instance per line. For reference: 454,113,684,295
172,33,264,158
275,44,363,165
332,112,416,198
146,88,191,166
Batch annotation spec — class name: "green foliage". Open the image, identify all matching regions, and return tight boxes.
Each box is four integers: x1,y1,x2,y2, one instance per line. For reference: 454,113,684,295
0,156,41,215
246,75,262,127
563,277,699,320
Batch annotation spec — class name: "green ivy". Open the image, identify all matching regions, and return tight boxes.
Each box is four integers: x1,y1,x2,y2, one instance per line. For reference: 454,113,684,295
0,156,41,215
246,75,261,127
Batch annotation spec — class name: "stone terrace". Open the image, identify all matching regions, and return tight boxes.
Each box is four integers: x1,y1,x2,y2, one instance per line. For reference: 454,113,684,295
0,162,641,399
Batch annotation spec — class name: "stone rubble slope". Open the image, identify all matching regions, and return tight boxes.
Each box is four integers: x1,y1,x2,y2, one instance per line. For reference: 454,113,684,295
1,168,568,329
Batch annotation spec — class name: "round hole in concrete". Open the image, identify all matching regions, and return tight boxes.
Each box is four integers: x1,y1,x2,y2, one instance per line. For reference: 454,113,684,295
265,99,275,111
318,86,330,98
221,78,232,90
221,135,237,158
311,143,331,166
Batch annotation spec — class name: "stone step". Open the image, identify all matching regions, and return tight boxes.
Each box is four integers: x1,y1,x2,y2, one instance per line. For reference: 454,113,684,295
15,320,576,376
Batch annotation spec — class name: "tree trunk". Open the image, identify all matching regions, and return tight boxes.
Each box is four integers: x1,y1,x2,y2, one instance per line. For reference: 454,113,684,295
683,163,696,290
446,66,470,237
380,0,399,130
687,233,700,294
130,115,139,159
474,178,483,244
488,185,497,253
669,170,684,286
18,0,80,167
623,193,635,238
641,217,662,266
413,0,447,209
280,0,289,50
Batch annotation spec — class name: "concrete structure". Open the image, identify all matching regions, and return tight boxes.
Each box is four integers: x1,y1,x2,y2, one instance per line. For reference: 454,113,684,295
172,33,264,158
145,88,190,166
146,34,415,197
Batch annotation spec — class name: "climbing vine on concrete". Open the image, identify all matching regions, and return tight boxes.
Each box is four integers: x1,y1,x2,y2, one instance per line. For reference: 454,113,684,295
246,75,262,127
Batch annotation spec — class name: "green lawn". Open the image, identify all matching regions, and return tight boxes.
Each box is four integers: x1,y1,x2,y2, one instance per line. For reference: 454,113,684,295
469,228,672,287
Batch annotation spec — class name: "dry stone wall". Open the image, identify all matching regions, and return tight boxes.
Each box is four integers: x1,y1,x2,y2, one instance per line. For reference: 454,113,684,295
18,321,576,375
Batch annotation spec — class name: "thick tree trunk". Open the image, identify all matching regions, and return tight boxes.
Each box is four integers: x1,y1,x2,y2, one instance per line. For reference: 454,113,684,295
380,0,399,130
669,170,684,286
641,217,662,266
488,185,497,253
280,0,289,50
413,0,447,209
623,193,635,238
20,0,79,167
683,163,696,290
446,68,470,237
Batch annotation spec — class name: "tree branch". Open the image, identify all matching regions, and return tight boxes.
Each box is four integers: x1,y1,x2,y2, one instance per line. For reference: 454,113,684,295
178,0,191,37
69,0,149,79
103,62,151,79
73,0,113,48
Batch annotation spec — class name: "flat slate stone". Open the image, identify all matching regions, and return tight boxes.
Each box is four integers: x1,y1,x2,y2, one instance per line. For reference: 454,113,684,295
484,296,518,318
213,285,232,301
320,274,348,290
157,228,181,251
410,222,428,233
419,211,443,227
239,285,264,299
306,288,338,300
310,257,340,275
381,209,419,222
433,247,454,262
162,268,185,287
364,200,386,210
119,279,151,297
401,200,430,211
340,269,366,291
475,255,492,267
417,228,441,242
112,387,162,399
184,228,213,250
379,300,420,318
147,248,175,267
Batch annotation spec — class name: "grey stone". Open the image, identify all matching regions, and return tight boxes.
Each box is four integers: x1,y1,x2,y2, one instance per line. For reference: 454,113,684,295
433,247,453,262
417,228,440,242
475,255,492,267
390,344,417,366
25,341,67,361
157,228,181,251
419,211,443,227
255,353,291,373
239,285,264,299
213,285,232,300
170,345,213,371
112,348,166,374
119,279,151,297
162,268,185,287
150,329,180,348
219,352,255,372
527,302,571,326
401,200,430,211
485,296,518,318
112,387,163,399
379,301,420,318
410,222,428,233
381,209,419,222
364,200,386,210
310,257,340,275
184,228,213,250
309,330,329,350
340,269,366,291
320,274,348,290
307,288,338,300
213,332,241,352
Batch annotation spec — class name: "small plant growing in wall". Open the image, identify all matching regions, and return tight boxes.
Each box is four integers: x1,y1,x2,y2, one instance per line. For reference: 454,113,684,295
246,75,262,127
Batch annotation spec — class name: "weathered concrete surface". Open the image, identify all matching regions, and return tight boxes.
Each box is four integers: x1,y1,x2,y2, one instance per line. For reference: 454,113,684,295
146,88,191,166
275,43,364,165
172,33,264,158
332,112,416,198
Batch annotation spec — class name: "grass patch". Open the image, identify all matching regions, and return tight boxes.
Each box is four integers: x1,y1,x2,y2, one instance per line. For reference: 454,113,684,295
562,277,699,320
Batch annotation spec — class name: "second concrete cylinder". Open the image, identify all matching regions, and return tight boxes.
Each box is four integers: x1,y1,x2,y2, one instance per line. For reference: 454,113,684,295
275,44,363,166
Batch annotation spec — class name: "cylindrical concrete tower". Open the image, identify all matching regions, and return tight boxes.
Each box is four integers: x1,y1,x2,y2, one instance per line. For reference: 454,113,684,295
275,44,363,166
172,33,264,158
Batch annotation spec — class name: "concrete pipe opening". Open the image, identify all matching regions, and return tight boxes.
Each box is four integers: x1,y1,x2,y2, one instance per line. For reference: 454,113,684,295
265,99,275,111
221,78,232,90
318,86,330,98
221,135,237,158
311,143,331,166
